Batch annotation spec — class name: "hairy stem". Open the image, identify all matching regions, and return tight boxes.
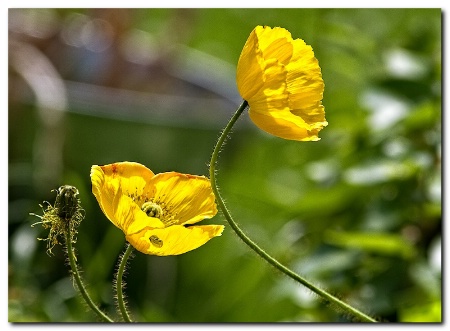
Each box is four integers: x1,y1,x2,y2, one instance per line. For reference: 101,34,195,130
115,243,134,322
209,100,377,323
64,229,114,322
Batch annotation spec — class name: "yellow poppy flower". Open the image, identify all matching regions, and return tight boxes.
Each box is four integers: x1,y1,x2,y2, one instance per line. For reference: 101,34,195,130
90,162,224,256
237,25,328,141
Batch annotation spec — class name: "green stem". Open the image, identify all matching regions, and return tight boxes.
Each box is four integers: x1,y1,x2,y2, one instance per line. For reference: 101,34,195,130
115,243,134,322
64,229,114,322
209,100,377,323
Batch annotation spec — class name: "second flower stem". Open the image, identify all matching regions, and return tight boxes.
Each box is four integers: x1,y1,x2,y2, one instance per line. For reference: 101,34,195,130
115,243,134,322
209,100,377,323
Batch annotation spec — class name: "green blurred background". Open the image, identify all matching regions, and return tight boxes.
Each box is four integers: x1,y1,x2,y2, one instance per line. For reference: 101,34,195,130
8,8,441,322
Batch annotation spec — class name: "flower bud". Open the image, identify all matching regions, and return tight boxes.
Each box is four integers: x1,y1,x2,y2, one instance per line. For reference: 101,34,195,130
55,185,80,220
31,185,84,255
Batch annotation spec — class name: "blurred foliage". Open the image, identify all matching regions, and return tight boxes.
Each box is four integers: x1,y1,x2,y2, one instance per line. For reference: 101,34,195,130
8,8,441,322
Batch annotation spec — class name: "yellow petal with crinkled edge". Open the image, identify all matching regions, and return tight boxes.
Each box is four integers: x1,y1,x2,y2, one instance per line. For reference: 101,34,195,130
255,26,293,65
126,224,224,256
91,162,165,232
236,25,327,141
237,28,265,101
148,172,218,226
249,109,320,141
286,39,325,112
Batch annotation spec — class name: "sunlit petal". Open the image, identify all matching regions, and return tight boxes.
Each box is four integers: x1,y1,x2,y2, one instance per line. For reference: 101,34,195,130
126,224,224,256
148,172,218,226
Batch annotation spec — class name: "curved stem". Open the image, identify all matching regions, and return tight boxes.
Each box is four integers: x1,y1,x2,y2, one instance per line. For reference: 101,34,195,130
64,229,114,322
115,243,134,322
209,100,377,323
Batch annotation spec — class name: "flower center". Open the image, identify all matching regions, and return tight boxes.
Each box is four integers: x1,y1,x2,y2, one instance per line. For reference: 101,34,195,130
141,201,163,219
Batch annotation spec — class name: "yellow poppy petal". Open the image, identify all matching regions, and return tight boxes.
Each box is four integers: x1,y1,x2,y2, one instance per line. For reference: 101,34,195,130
126,224,224,256
91,162,155,203
249,109,321,141
290,103,328,132
256,26,293,65
286,43,324,110
237,28,265,100
289,38,315,63
148,172,218,226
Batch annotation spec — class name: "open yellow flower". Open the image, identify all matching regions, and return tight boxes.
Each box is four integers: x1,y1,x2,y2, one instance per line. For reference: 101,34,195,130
90,162,224,256
237,25,328,141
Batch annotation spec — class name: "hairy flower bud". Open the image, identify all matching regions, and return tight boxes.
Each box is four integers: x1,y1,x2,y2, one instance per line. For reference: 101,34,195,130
55,185,80,220
31,185,84,255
